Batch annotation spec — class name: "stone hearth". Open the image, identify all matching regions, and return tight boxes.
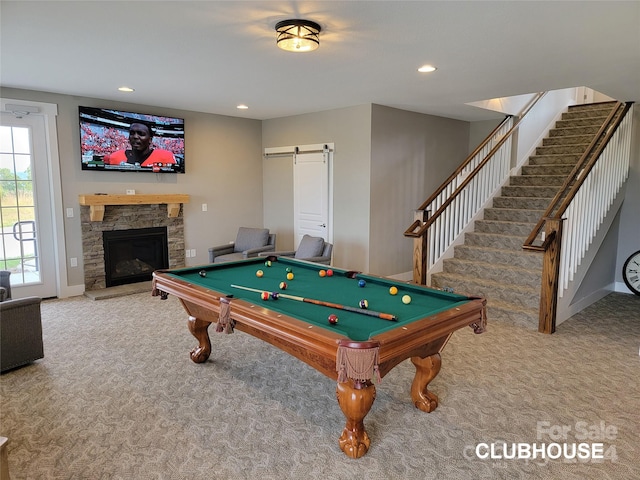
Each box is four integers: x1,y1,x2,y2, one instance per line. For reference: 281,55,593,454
81,204,185,290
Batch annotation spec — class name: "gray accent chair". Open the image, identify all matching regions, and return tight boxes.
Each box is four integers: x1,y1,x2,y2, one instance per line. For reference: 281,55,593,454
261,235,333,265
208,227,276,263
0,270,10,302
1,271,44,372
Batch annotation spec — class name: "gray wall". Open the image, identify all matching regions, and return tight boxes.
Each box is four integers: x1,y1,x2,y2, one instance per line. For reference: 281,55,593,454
369,105,470,275
615,104,640,290
262,104,471,276
262,105,372,272
2,87,263,289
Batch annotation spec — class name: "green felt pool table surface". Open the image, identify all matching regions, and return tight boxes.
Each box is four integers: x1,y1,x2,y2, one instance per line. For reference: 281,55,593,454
165,256,473,341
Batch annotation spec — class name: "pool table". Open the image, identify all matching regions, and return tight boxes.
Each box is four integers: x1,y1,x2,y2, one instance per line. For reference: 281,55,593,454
152,256,486,458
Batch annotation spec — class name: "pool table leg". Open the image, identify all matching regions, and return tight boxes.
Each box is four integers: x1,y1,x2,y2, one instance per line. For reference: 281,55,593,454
187,315,211,363
410,353,441,413
336,379,376,459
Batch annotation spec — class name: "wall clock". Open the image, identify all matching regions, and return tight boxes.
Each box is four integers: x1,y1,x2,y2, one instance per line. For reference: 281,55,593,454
622,250,640,296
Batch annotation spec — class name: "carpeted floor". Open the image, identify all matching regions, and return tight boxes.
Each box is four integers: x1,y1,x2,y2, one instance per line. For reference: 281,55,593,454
1,291,639,479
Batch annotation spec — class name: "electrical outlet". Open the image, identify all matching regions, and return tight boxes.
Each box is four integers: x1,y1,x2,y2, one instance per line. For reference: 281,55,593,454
202,203,208,212
66,207,74,218
190,249,196,257
185,250,191,258
126,189,136,195
70,257,78,267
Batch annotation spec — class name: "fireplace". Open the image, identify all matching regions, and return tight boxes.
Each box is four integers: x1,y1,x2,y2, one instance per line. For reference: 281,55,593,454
102,227,169,287
81,202,185,291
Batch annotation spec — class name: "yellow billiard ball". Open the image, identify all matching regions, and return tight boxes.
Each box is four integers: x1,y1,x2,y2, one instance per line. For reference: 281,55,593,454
389,286,398,295
287,272,294,280
256,270,264,278
402,294,412,304
319,270,326,277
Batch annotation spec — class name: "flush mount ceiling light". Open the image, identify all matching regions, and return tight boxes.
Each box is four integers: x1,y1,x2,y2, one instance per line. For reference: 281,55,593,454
418,65,437,73
275,19,321,52
118,86,135,92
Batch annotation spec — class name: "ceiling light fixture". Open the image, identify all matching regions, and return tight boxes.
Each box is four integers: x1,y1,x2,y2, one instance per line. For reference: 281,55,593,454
275,19,321,52
237,104,249,110
118,86,135,92
418,65,437,73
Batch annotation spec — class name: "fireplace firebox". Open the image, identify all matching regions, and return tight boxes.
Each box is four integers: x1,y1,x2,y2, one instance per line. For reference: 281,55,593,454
103,227,169,287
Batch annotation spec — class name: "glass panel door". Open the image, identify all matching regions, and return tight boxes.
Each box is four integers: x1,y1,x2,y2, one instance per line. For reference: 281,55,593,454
0,110,57,299
0,124,40,284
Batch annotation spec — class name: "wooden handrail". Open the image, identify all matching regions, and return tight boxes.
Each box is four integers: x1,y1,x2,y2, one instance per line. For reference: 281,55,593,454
522,101,630,250
405,92,547,238
415,116,512,212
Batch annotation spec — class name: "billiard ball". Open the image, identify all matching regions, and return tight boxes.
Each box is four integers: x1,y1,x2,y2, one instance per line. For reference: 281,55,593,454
285,267,292,273
264,260,272,267
389,286,398,295
359,299,369,309
287,272,294,280
271,292,279,300
328,314,339,325
261,291,270,301
402,294,412,304
358,279,366,288
256,270,264,278
319,270,326,277
198,270,207,277
326,269,333,277
279,281,288,290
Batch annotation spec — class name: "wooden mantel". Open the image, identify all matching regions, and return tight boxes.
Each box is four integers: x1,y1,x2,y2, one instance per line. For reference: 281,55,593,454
79,194,190,221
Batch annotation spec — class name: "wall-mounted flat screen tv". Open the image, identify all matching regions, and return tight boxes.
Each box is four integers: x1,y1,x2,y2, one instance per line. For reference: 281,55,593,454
79,106,185,173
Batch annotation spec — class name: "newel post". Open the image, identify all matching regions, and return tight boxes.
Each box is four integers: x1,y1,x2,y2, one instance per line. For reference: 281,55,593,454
412,209,430,285
538,218,564,334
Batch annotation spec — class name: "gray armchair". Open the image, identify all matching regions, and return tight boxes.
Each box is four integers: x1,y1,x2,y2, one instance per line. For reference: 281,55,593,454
261,235,333,265
208,227,276,263
1,296,44,372
0,270,10,302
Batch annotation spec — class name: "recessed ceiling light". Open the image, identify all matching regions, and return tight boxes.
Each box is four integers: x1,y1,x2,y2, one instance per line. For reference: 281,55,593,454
237,104,249,110
417,65,437,73
118,86,135,92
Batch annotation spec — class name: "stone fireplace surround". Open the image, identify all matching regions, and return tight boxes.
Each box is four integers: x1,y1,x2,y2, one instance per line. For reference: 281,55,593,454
80,202,186,291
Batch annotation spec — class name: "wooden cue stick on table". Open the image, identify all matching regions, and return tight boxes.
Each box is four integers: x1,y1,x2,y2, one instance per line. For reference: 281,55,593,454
230,284,398,321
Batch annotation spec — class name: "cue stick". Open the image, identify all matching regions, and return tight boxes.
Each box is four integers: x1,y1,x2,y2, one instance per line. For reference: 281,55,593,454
230,284,398,321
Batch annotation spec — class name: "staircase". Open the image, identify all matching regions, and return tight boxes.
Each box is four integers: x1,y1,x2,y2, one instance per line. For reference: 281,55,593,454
430,102,619,329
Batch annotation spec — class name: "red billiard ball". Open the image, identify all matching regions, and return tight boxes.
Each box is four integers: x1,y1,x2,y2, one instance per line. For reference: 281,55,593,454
279,281,288,290
328,314,339,325
261,291,270,301
326,269,333,277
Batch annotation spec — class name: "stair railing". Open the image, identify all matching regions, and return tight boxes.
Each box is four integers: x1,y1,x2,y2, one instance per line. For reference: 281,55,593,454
404,92,546,284
522,101,634,333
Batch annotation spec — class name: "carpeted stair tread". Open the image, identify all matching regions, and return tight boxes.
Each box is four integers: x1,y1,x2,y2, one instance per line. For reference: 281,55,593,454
509,174,567,186
475,219,537,236
453,244,543,270
484,207,546,223
441,258,541,289
431,272,539,310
